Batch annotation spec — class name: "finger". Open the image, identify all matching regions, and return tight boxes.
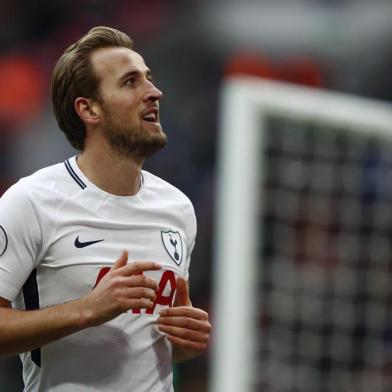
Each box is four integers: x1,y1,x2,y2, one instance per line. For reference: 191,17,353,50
173,277,191,307
125,298,155,310
166,335,207,352
124,275,159,291
122,287,157,301
112,250,129,271
159,306,208,320
157,316,211,333
119,261,161,276
158,324,209,343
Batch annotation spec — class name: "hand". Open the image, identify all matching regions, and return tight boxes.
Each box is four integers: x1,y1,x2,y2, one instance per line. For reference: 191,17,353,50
83,250,161,326
157,277,211,362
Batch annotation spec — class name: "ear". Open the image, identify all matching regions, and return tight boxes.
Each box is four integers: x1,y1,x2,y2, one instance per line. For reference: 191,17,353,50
74,97,101,125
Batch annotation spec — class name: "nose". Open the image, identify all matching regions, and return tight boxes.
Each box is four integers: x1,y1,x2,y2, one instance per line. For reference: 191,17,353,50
144,80,163,102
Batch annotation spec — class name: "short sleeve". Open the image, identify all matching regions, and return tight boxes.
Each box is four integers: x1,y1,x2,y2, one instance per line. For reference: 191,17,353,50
0,183,43,301
184,202,197,280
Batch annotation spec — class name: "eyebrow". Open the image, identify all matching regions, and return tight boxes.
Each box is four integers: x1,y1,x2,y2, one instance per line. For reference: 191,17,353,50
119,69,152,82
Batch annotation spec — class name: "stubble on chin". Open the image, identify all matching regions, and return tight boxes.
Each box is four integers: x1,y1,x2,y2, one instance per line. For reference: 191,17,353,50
104,124,167,160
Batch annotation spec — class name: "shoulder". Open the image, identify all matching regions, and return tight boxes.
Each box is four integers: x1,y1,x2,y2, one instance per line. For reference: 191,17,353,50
142,170,196,231
142,170,194,209
0,158,80,211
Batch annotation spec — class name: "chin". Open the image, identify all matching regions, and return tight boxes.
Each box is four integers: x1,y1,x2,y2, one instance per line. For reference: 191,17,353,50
104,123,167,159
129,129,168,159
142,121,163,135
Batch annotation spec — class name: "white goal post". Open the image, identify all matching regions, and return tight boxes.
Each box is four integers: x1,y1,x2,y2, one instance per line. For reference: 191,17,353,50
210,77,392,392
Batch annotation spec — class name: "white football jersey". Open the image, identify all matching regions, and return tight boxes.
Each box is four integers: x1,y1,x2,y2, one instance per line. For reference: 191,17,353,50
0,156,196,392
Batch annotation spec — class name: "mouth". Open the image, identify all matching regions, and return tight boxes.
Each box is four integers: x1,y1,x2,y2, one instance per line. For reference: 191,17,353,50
142,108,159,124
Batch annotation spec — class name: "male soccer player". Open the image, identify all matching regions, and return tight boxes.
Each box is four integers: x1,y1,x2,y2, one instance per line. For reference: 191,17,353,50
0,26,211,391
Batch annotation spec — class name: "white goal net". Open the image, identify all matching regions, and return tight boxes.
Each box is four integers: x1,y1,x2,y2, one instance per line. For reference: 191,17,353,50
211,78,392,392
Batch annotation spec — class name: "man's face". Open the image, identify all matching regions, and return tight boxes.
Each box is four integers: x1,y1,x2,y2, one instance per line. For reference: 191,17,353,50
90,46,167,159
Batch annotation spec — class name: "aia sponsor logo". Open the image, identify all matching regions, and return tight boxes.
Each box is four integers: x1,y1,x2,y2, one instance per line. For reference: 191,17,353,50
93,268,176,315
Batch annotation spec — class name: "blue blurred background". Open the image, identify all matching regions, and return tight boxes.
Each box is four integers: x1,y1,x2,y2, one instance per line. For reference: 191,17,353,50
0,0,392,390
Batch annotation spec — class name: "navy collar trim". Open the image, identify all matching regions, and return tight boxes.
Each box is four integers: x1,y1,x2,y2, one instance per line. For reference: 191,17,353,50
64,159,87,189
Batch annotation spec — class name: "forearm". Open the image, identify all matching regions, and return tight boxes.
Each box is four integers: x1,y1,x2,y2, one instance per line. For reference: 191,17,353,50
0,298,92,357
0,256,160,358
0,254,161,358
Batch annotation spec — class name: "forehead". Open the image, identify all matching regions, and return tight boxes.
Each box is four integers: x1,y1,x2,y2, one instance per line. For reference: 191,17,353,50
90,47,148,82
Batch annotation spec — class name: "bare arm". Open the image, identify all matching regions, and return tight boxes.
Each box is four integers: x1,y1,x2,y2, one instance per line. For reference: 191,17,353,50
0,295,94,357
0,250,160,358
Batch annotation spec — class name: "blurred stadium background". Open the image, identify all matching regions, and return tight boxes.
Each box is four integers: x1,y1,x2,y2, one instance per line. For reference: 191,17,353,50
1,0,392,391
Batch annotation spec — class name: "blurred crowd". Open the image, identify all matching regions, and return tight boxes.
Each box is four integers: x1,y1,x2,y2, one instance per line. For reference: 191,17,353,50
0,0,392,391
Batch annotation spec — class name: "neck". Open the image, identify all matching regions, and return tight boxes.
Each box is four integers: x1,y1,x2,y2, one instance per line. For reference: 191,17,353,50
77,148,144,196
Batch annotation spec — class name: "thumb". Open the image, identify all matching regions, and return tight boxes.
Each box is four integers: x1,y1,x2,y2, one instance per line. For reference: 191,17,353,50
111,250,128,271
174,277,192,307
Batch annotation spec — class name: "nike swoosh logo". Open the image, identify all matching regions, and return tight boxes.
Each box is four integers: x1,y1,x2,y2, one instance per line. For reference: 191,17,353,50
74,235,104,248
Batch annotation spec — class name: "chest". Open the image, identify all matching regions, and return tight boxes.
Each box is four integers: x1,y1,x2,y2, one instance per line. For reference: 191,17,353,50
36,208,188,307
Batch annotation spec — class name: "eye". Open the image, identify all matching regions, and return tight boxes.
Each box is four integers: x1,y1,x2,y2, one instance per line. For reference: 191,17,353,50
124,77,136,86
